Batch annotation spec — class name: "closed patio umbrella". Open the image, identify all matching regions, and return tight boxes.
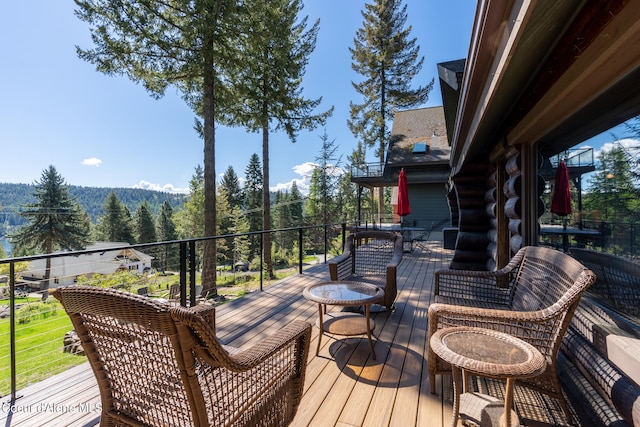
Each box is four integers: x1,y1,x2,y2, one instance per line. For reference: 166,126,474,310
397,168,411,223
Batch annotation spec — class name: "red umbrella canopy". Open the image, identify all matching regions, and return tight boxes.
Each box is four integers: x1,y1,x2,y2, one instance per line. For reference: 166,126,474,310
397,169,411,217
551,161,572,216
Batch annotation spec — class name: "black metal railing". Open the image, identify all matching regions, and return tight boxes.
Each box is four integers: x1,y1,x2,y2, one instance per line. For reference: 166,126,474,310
539,219,639,258
351,162,384,178
0,222,347,402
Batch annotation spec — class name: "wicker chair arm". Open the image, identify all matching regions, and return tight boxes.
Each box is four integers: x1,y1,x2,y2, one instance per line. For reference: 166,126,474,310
190,303,217,330
388,245,403,269
226,320,312,370
434,269,513,304
434,247,524,292
329,252,352,281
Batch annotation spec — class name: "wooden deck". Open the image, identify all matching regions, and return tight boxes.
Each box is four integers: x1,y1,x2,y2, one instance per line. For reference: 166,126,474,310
0,238,575,426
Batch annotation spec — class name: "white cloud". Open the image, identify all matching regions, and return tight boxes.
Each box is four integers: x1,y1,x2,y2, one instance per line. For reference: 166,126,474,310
133,180,189,194
594,138,640,160
292,162,318,178
269,161,346,195
81,157,102,167
271,178,310,194
270,162,318,194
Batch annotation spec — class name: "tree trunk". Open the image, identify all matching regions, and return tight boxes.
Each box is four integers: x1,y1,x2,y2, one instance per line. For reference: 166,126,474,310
201,40,218,297
262,123,275,279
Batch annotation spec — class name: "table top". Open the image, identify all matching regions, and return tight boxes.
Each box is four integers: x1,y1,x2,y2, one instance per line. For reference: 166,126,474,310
303,281,383,306
430,326,546,379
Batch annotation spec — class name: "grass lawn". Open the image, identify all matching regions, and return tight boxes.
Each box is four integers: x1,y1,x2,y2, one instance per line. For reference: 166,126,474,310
0,304,86,397
0,296,41,306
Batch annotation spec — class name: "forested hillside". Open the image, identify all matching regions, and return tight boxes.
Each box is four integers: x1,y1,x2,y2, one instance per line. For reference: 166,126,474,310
0,183,186,235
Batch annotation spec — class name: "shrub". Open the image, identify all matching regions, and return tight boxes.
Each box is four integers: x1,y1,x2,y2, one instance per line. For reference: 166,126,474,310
16,300,58,324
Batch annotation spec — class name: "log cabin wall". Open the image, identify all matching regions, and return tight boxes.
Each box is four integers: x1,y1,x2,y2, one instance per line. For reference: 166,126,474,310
450,162,493,270
486,172,498,271
501,147,546,261
505,151,524,255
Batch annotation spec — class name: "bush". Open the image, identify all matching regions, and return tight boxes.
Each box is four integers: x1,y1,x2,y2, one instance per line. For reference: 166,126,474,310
16,300,58,324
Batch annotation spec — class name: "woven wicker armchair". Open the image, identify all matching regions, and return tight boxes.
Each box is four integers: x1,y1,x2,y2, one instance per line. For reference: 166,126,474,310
52,286,312,427
329,230,403,311
427,246,595,421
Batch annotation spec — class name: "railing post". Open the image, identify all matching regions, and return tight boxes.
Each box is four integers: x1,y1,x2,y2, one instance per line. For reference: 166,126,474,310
341,223,346,251
10,262,17,403
179,242,187,307
324,224,328,264
259,232,264,291
189,241,197,306
298,227,303,274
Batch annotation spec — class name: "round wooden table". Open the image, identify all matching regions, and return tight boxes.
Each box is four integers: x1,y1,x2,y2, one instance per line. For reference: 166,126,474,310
430,326,546,427
303,281,384,360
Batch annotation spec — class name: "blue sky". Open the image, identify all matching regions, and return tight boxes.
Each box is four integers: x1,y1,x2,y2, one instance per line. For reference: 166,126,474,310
0,1,629,195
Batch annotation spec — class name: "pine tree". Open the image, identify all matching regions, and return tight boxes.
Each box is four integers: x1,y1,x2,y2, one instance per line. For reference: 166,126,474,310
349,0,432,219
584,144,639,223
219,166,244,210
289,181,304,226
227,0,333,278
74,0,241,296
231,206,251,269
135,202,157,244
156,200,178,271
272,190,294,252
244,153,263,260
10,165,90,299
175,165,205,240
314,131,342,225
96,191,135,243
216,188,233,267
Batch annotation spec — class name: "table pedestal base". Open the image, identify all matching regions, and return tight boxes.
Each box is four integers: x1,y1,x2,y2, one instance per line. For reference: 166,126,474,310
316,311,376,359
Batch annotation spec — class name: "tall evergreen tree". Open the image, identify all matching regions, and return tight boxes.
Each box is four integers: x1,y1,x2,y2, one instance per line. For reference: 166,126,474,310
175,165,205,240
272,190,294,252
244,153,263,260
74,0,240,296
346,141,373,224
219,166,244,210
314,131,342,225
156,200,178,271
349,0,432,219
305,167,324,252
227,0,333,278
10,165,90,299
135,202,157,244
96,191,135,243
289,181,304,226
230,205,251,268
216,187,233,267
584,144,640,223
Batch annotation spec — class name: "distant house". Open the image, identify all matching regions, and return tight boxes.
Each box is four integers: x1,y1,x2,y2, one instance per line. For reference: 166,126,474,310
23,242,153,287
352,106,451,230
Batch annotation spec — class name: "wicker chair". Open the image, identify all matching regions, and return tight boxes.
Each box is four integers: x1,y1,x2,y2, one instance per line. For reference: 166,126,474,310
329,230,403,312
427,246,595,422
52,286,312,427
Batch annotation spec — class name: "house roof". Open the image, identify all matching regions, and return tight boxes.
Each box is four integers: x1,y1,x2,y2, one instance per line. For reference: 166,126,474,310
445,0,640,175
26,242,153,280
383,106,451,183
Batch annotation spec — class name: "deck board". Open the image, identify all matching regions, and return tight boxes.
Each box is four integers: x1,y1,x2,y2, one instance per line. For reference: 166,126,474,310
0,238,578,426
